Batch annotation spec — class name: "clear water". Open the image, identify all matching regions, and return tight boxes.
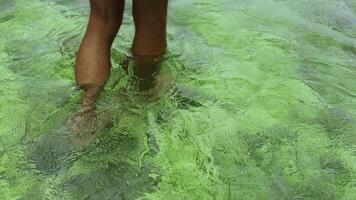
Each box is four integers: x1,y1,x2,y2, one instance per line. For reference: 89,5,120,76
1,0,355,199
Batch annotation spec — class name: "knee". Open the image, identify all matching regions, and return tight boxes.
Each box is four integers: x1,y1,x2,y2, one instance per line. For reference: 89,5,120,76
90,0,124,25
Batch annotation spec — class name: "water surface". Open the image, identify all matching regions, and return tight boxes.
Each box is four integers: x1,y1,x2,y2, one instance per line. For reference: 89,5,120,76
0,0,355,199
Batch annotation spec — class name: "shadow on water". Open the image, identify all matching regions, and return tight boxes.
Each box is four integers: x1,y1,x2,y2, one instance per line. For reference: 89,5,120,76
29,124,82,174
63,161,156,200
24,83,169,199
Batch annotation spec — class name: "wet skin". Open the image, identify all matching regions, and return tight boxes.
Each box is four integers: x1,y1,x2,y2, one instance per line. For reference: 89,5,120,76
70,0,168,144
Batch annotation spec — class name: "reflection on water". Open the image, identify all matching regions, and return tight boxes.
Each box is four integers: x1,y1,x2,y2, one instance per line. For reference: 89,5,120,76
0,0,355,199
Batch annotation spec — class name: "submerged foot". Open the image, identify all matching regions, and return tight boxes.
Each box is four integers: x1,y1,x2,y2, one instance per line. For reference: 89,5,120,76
68,103,97,146
67,85,105,146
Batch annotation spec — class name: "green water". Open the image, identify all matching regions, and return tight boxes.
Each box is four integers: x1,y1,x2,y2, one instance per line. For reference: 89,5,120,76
1,0,356,199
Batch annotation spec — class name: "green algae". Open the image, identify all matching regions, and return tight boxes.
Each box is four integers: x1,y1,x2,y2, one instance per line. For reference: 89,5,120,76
0,0,355,199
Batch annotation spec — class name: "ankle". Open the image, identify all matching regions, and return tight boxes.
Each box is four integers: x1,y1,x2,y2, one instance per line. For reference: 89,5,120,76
80,83,103,106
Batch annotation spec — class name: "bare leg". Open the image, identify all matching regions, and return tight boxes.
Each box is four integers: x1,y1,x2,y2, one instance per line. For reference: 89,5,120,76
70,0,124,145
76,0,125,95
132,0,167,56
131,0,168,89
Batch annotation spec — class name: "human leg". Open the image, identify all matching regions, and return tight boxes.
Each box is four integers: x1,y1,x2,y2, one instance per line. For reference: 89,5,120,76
131,0,168,89
75,0,125,92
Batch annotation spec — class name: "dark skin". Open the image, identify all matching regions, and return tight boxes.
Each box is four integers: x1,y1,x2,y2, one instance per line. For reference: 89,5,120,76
69,0,168,144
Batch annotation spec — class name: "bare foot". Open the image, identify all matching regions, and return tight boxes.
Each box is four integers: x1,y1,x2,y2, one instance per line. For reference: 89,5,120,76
68,105,97,145
67,86,101,146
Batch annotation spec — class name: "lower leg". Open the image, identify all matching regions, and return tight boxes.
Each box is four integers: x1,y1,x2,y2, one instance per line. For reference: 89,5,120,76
69,0,125,144
131,0,168,89
132,0,168,56
75,0,125,90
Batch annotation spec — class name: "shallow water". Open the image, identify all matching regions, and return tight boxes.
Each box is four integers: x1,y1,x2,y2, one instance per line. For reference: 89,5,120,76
1,0,355,199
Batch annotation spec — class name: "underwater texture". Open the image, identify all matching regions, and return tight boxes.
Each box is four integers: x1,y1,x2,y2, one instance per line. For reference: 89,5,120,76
0,0,355,199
